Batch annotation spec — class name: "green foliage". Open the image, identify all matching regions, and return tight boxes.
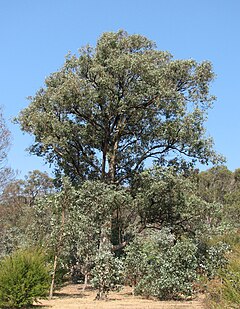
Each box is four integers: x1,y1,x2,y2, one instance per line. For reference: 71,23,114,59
224,191,240,228
66,181,116,281
125,229,198,300
25,179,132,290
197,166,240,229
134,167,226,237
91,250,124,300
197,166,232,203
124,236,146,288
0,248,50,308
0,168,230,301
196,240,229,278
17,30,221,185
0,171,54,258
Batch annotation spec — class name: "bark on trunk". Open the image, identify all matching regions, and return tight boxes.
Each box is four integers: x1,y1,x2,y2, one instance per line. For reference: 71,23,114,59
49,255,58,299
49,205,65,299
99,221,112,252
109,140,119,183
82,272,88,291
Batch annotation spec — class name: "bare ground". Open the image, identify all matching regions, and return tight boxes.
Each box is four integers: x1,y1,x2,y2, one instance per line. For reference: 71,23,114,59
36,284,206,309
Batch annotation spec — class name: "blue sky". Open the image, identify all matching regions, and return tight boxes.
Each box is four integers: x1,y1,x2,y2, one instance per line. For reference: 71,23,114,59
1,0,239,177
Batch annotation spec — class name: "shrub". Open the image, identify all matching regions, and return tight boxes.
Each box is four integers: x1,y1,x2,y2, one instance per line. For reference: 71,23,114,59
0,248,50,308
137,240,197,299
125,229,198,300
196,240,229,278
91,250,124,300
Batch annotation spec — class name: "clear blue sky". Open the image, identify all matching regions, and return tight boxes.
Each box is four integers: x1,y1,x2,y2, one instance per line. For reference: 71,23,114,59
1,0,239,177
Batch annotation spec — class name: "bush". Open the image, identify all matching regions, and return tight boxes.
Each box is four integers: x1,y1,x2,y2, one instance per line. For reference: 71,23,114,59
125,230,198,300
0,248,50,308
137,240,197,299
196,240,229,278
91,250,124,300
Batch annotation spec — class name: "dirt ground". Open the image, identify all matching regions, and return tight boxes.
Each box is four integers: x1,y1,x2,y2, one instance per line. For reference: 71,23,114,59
36,284,206,309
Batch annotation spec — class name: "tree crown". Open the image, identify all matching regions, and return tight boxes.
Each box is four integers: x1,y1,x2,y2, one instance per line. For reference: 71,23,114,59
17,30,221,184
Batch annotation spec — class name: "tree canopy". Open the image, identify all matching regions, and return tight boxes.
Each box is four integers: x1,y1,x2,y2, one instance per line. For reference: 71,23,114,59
17,30,221,184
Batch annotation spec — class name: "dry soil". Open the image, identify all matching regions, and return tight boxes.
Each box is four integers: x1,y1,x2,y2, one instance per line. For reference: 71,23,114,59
36,284,206,309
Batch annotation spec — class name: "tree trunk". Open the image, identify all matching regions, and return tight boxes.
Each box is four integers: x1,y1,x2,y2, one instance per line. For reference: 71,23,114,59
49,255,58,299
108,136,119,184
82,272,88,291
101,142,107,180
99,221,112,252
49,205,65,299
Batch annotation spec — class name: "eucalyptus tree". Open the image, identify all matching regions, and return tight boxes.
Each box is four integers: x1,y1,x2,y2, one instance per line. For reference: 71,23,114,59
17,30,220,185
15,32,224,298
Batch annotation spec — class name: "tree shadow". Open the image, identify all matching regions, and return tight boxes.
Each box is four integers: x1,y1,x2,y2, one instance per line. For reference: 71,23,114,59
54,292,85,299
32,302,55,309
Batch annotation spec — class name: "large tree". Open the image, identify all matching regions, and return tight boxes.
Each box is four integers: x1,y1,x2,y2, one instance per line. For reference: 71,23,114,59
17,30,220,184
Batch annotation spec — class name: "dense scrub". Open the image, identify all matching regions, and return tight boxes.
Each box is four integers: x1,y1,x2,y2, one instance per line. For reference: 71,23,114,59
0,248,50,308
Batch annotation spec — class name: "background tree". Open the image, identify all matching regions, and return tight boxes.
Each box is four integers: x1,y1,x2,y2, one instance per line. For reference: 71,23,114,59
0,170,54,257
0,106,13,191
133,166,225,237
196,166,240,228
23,170,55,206
17,30,221,185
197,166,233,203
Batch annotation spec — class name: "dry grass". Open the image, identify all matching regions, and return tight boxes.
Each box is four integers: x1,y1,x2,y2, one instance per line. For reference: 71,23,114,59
36,284,206,309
